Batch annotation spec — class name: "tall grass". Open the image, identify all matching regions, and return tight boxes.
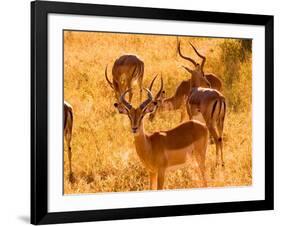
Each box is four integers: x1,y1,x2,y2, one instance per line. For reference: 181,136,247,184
63,31,252,194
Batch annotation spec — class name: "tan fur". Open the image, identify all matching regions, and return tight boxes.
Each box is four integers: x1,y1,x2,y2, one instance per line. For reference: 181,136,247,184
64,101,75,183
105,55,144,102
178,41,226,167
149,74,222,122
115,89,208,190
187,88,226,167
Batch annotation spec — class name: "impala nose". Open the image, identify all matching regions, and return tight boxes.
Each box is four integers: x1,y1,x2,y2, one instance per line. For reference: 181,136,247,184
132,127,138,133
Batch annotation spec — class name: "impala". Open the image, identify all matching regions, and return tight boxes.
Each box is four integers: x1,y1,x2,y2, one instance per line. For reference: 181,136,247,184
148,73,222,122
178,41,212,88
114,78,208,190
64,101,74,183
105,54,144,102
178,41,226,167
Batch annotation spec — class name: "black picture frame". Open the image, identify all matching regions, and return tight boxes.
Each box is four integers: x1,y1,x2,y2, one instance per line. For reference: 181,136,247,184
31,0,274,224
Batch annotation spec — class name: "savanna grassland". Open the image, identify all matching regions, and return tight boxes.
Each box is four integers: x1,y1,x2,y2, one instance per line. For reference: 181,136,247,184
63,31,252,194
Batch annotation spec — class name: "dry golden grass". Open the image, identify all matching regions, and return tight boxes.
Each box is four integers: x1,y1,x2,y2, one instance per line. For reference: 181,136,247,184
63,31,252,194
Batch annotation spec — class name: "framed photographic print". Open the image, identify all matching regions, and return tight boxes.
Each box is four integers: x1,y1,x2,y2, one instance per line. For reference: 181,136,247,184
31,0,274,224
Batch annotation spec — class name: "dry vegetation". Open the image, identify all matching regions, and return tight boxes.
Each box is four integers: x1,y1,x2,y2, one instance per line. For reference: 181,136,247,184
63,31,252,194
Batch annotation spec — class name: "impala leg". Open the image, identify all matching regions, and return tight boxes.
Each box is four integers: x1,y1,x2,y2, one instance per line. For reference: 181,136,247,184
207,125,220,167
149,172,158,190
196,159,207,187
219,138,224,168
217,114,225,167
198,160,207,186
157,169,166,190
138,79,143,102
139,88,143,102
66,132,74,183
194,137,207,187
209,134,215,145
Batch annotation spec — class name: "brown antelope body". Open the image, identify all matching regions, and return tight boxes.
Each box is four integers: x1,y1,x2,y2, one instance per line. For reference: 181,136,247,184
149,73,222,122
114,78,208,190
178,41,226,167
105,55,144,102
64,101,75,183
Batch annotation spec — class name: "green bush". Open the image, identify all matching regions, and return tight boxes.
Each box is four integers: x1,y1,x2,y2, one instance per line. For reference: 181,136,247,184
219,39,252,112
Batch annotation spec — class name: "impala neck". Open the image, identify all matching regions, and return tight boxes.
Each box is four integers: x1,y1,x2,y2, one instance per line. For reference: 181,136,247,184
133,120,151,164
160,95,185,111
191,71,210,89
190,74,201,88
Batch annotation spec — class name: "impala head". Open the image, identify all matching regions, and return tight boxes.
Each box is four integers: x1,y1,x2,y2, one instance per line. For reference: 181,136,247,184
178,41,210,88
105,64,138,101
147,75,165,121
114,79,163,135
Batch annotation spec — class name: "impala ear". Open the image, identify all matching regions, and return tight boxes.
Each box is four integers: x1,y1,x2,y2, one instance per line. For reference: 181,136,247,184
144,101,158,114
153,91,165,105
114,103,128,114
202,77,211,88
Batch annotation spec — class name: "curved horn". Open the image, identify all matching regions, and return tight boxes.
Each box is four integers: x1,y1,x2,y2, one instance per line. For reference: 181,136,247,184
189,42,206,70
120,89,132,110
181,65,193,74
177,41,197,66
155,75,164,100
105,65,114,89
149,75,158,91
140,88,153,110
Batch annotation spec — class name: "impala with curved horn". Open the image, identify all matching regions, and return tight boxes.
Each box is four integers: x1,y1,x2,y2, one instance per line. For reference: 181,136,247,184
149,41,222,122
114,77,208,190
64,101,75,183
179,41,222,91
178,41,226,167
148,74,222,122
105,55,144,102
